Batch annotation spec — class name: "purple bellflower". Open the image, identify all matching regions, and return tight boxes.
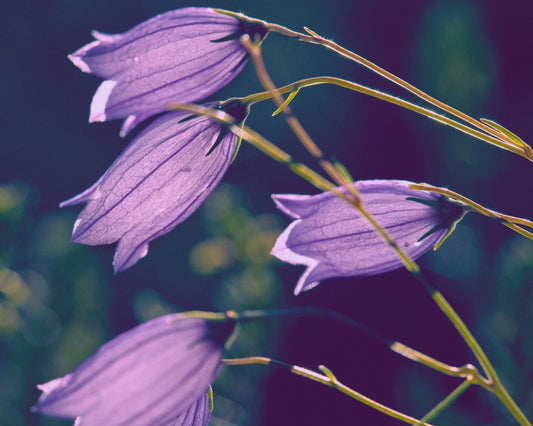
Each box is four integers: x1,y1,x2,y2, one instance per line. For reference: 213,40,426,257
33,315,233,425
61,101,247,273
69,7,267,136
272,180,466,294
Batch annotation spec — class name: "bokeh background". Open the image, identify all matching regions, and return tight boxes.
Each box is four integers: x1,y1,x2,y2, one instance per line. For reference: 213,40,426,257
2,0,533,424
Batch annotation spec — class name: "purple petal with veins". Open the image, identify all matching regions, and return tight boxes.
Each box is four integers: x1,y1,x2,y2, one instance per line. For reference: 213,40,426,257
272,180,465,294
69,7,266,136
165,392,211,426
61,110,236,273
33,315,226,425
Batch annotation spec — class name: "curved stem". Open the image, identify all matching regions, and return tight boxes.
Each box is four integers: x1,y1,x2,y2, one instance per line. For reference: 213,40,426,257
237,76,524,157
222,357,433,425
264,22,533,161
391,342,490,389
187,307,490,388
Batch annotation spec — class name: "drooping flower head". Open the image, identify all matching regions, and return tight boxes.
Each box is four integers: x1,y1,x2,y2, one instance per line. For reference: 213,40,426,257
272,180,466,294
61,100,248,273
33,315,233,425
69,7,267,135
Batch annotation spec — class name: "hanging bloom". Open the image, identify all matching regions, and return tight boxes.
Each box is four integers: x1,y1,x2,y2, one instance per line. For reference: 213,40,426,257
69,7,267,136
33,314,231,425
61,101,246,273
272,180,466,294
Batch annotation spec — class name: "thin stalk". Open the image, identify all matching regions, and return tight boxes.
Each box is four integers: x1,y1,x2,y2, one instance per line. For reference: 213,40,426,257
170,103,349,199
263,22,533,161
237,76,524,157
418,381,471,424
186,307,490,387
491,382,533,426
430,290,531,425
391,342,490,389
222,356,432,425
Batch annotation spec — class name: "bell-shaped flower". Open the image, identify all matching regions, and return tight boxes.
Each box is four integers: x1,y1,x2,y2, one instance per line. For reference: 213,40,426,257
69,7,267,135
61,102,245,273
272,180,466,294
33,314,232,425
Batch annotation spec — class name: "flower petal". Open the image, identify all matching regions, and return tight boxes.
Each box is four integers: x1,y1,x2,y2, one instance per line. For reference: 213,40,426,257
69,8,265,135
165,392,211,426
33,315,226,425
272,180,464,294
61,111,236,273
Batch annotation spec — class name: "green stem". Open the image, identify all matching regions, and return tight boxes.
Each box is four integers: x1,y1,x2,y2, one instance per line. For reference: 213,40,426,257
237,76,524,157
390,342,489,389
187,307,489,387
242,40,531,421
264,23,533,161
170,103,340,195
430,290,531,425
419,381,471,424
492,382,533,426
222,357,432,425
430,291,494,379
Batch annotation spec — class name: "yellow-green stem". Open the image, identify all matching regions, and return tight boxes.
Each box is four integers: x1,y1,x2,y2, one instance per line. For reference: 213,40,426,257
391,342,490,389
263,22,533,161
237,39,533,423
419,381,471,424
222,357,432,425
238,76,524,157
430,292,531,425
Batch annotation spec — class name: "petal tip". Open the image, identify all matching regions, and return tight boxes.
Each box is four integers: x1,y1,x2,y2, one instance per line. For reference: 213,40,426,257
91,30,116,44
68,53,91,74
119,115,139,137
89,80,117,122
113,241,149,274
68,40,100,73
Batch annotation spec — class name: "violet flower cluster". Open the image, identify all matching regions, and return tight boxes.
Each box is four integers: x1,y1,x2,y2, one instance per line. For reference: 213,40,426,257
64,7,264,273
41,6,472,426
